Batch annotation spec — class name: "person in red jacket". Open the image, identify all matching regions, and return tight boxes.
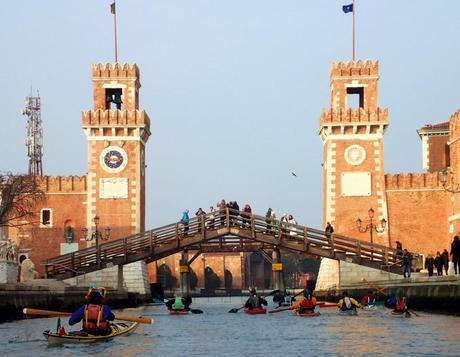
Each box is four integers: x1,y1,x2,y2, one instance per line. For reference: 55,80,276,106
69,286,115,336
360,290,377,306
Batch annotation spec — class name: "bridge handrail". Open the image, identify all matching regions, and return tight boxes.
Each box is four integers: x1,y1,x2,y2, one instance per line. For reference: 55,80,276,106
44,208,416,278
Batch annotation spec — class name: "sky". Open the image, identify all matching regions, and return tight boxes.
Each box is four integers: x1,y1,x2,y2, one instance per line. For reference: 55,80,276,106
1,1,460,230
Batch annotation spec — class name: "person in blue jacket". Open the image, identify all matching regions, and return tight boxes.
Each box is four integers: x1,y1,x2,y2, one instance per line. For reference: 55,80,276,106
69,286,115,336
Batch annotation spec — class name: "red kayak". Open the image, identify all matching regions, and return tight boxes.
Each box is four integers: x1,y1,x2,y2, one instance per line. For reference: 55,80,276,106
169,309,189,315
244,308,267,315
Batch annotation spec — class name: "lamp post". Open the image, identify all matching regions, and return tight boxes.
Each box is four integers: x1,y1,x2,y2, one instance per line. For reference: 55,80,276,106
439,168,460,193
82,215,111,267
356,208,387,245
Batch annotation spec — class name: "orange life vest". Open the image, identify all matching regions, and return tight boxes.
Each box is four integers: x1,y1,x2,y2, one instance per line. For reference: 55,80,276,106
83,304,109,333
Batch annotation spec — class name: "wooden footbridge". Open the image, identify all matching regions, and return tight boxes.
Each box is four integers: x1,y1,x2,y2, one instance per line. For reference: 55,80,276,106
44,209,412,280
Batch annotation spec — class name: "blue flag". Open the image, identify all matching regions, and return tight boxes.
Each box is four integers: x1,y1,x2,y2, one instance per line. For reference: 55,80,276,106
342,4,353,13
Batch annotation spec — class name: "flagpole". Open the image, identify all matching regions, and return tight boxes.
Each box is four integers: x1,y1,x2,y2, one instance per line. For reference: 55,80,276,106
352,0,356,61
114,0,118,63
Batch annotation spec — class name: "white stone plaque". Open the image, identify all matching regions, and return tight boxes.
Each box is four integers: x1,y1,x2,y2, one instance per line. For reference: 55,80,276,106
100,178,129,199
341,172,371,196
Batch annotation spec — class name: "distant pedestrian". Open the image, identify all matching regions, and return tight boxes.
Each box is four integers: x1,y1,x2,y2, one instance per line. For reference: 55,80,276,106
442,249,449,275
181,209,190,235
325,222,334,238
402,249,412,278
242,204,252,228
195,208,206,233
425,254,435,277
271,210,278,234
218,199,226,227
450,236,460,274
281,213,288,237
265,208,273,234
288,214,297,236
434,251,443,276
209,206,216,230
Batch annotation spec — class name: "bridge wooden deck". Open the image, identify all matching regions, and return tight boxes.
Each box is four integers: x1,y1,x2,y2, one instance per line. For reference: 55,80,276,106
44,209,410,280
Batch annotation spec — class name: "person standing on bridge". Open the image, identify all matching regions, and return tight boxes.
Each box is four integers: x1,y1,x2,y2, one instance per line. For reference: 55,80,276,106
209,206,216,230
325,222,334,238
242,204,252,228
265,208,273,234
402,249,412,278
218,199,226,227
195,208,206,233
181,209,190,236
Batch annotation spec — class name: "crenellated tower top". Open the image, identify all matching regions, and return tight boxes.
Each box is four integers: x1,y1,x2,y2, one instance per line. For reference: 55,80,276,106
92,63,141,111
319,60,387,140
329,60,380,111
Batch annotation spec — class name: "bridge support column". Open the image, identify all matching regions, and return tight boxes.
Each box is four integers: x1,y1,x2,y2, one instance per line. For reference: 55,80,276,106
117,264,124,291
272,248,285,296
179,252,191,297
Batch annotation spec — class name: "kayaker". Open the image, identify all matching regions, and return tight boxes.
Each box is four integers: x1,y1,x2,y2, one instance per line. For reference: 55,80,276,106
69,286,115,336
337,291,361,311
388,288,409,313
291,289,317,314
360,290,377,306
244,288,268,310
166,295,192,311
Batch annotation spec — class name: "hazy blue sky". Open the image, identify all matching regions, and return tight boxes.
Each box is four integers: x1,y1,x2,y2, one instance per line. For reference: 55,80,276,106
1,1,459,230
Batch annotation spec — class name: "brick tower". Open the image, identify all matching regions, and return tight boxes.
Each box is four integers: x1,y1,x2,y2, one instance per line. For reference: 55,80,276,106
318,60,389,245
82,63,151,294
315,60,390,290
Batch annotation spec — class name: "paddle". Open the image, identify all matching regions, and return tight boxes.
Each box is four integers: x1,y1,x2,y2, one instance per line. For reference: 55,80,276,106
362,278,388,296
268,301,336,313
228,289,280,313
23,308,153,324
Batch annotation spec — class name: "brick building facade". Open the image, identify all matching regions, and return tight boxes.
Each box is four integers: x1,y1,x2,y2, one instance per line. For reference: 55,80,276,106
319,59,457,262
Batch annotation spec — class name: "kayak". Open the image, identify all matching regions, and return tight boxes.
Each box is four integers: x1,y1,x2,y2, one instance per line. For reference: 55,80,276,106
295,311,320,317
339,309,358,316
362,305,378,312
169,309,189,315
244,308,267,315
390,310,411,318
44,322,139,345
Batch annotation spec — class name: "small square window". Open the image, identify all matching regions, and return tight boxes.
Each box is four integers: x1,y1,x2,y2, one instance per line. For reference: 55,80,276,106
40,209,52,227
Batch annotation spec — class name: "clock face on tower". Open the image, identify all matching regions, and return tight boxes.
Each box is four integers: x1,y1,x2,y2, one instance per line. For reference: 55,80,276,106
100,146,128,173
344,145,366,166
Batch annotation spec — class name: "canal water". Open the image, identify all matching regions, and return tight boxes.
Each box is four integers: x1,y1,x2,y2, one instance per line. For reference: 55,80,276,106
2,296,460,356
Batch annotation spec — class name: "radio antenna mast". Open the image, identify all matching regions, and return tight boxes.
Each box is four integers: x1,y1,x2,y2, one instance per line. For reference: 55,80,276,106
22,91,44,176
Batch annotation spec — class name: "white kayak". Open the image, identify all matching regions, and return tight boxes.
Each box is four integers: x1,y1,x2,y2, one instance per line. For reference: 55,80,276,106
43,322,139,345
